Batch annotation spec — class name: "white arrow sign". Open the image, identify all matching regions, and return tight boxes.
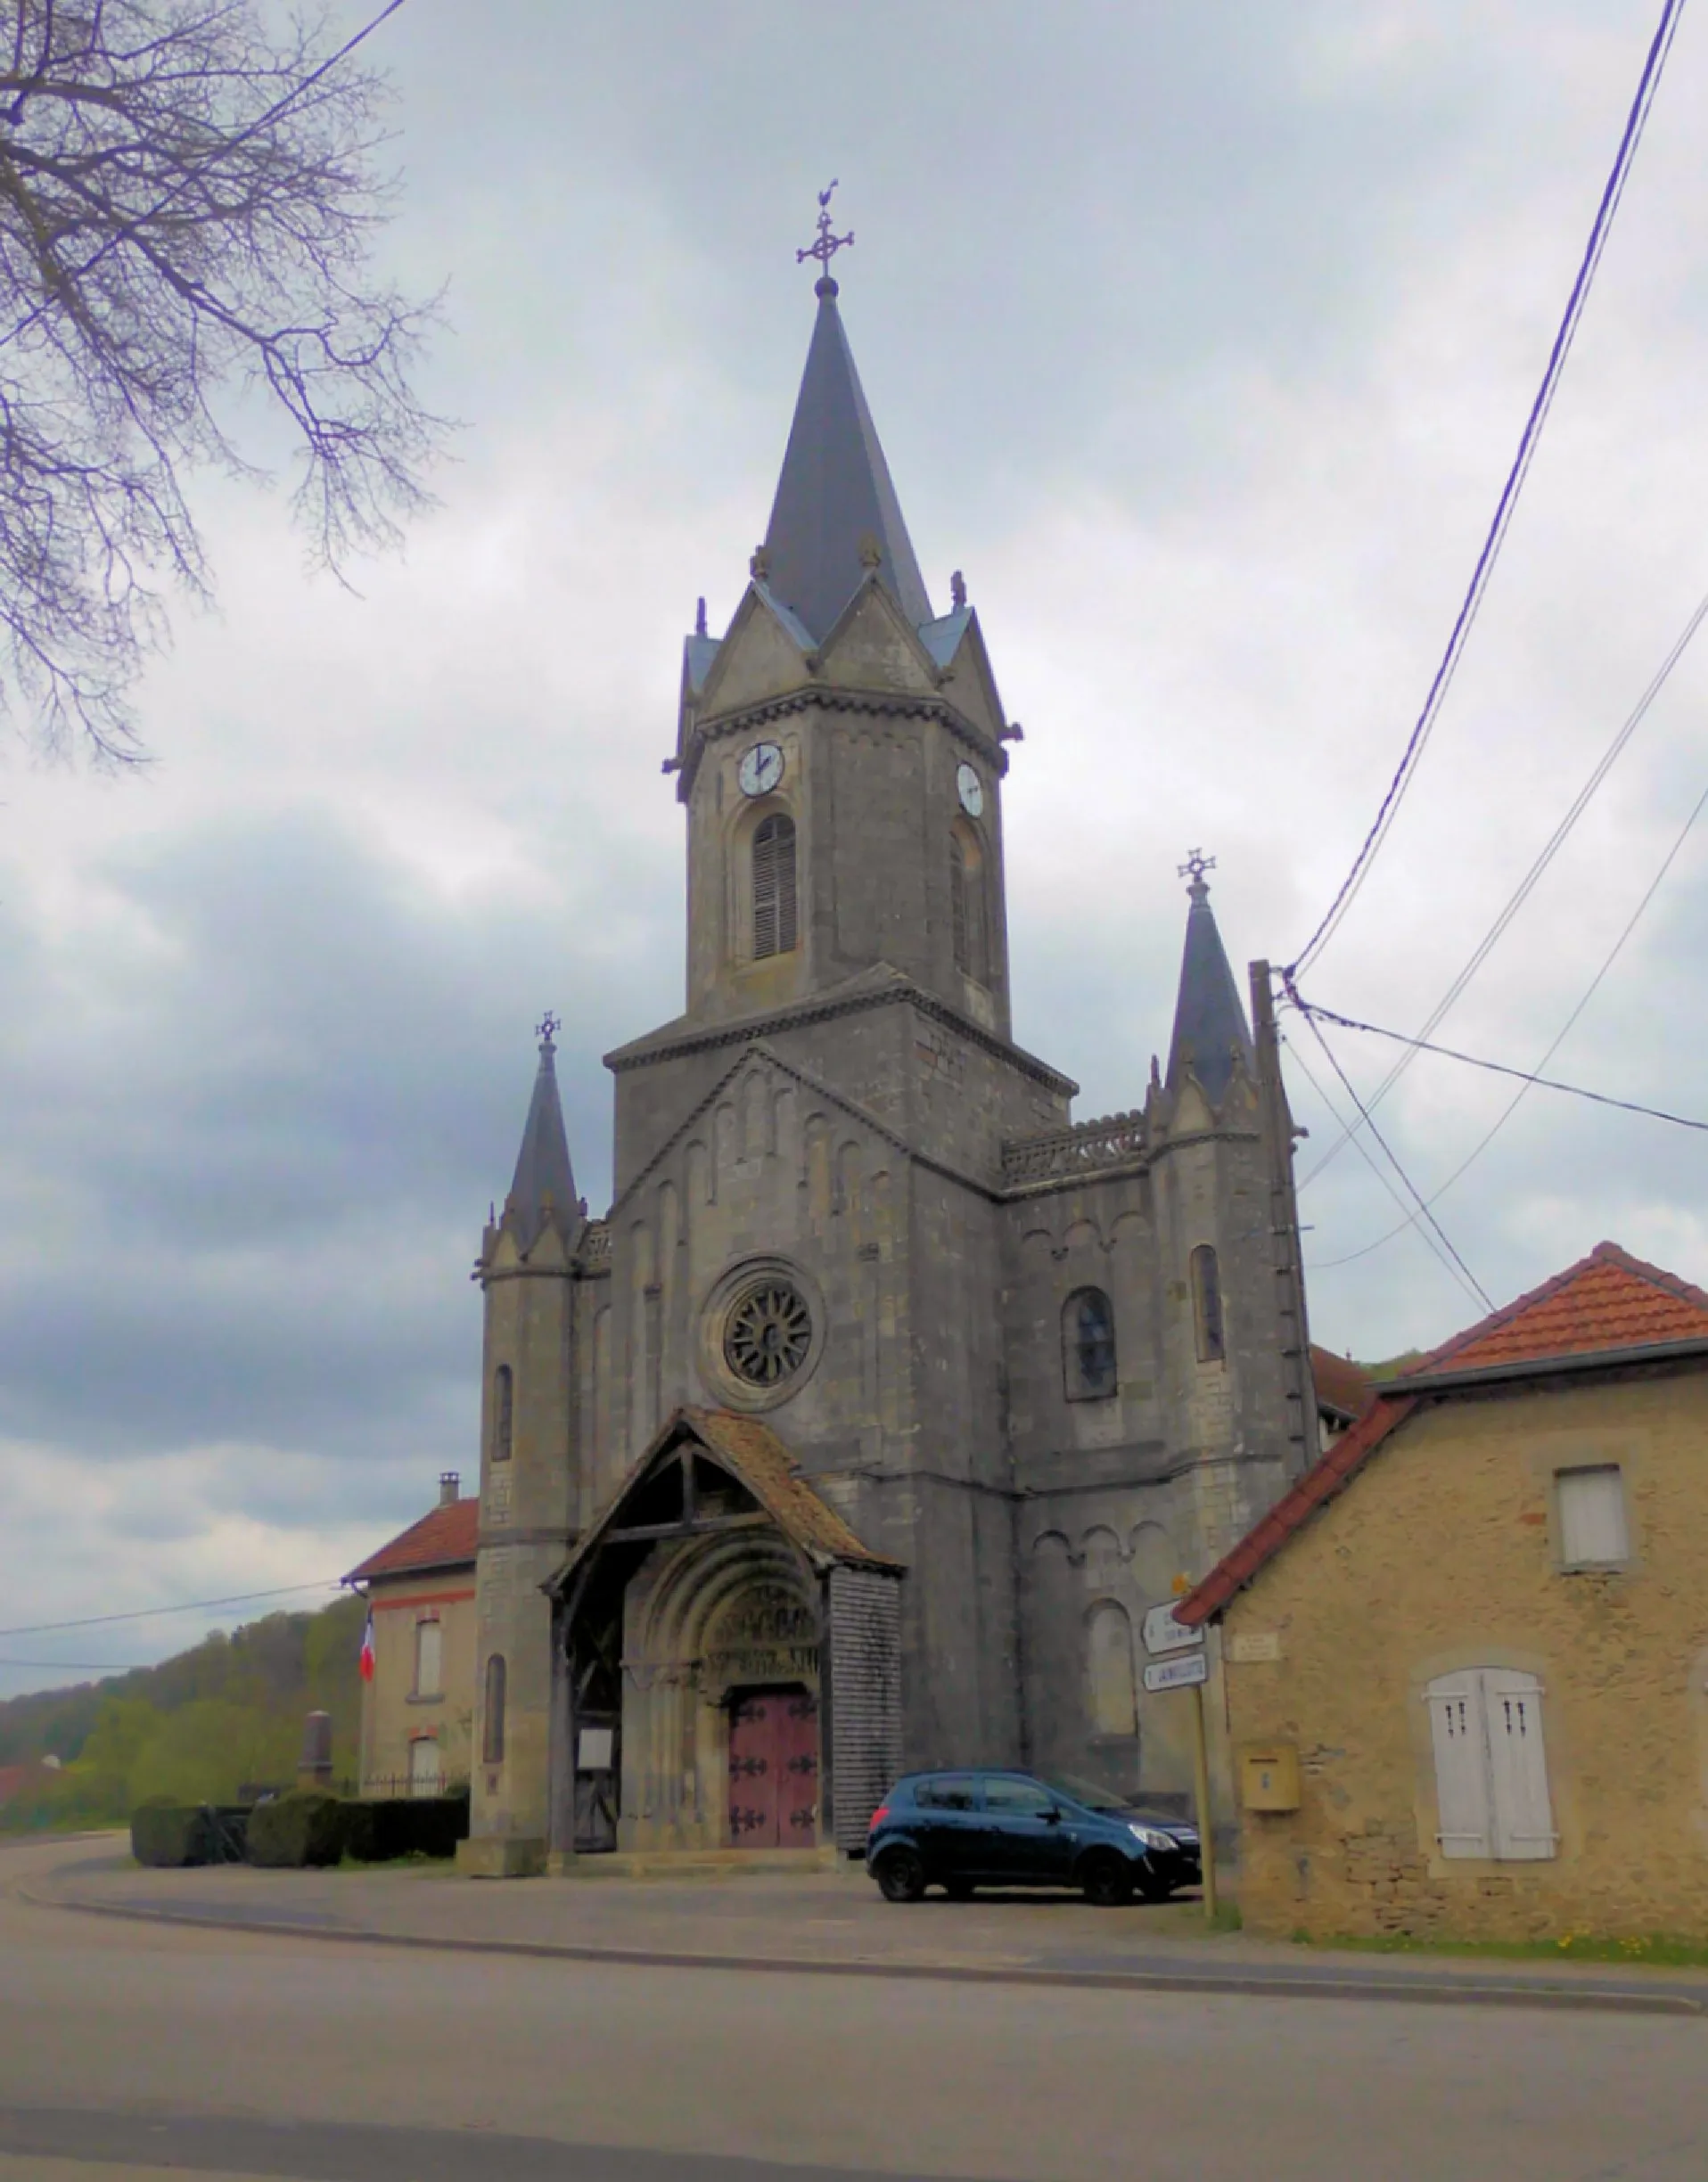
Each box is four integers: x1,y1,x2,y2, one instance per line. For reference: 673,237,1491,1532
1142,1603,1204,1657
1143,1650,1208,1694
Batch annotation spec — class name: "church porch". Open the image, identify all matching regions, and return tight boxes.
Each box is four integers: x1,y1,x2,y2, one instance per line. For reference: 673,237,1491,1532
545,1409,902,1863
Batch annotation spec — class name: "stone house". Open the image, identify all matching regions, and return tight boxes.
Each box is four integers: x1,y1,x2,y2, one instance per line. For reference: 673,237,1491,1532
346,1474,478,1797
1177,1242,1708,1941
440,268,1318,1876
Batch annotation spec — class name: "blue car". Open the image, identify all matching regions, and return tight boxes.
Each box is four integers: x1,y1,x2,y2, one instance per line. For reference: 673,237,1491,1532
866,1768,1201,1907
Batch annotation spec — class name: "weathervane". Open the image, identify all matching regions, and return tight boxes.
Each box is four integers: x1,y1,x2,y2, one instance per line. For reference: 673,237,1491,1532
537,1010,560,1049
797,179,853,288
1178,849,1216,894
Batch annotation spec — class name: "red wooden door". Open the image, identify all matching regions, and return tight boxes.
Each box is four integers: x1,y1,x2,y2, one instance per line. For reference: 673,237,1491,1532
728,1687,818,1849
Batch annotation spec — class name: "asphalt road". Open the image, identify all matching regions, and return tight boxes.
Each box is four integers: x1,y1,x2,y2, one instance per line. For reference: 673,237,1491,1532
3,1838,1704,2182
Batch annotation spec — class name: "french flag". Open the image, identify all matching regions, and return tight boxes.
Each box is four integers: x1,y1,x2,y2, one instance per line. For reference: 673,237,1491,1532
358,1608,375,1684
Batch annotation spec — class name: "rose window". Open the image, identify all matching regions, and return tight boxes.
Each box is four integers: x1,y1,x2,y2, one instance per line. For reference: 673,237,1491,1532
724,1281,812,1388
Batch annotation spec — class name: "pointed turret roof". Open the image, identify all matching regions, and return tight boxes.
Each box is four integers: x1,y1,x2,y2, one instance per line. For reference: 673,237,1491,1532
760,276,932,643
505,1017,581,1251
1165,859,1253,1105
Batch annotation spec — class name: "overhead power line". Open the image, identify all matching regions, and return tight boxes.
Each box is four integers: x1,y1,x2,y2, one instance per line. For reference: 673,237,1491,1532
1287,0,1689,982
1301,582,1708,1192
0,1579,345,1640
1297,1000,1708,1136
1280,1024,1491,1315
1309,770,1708,1270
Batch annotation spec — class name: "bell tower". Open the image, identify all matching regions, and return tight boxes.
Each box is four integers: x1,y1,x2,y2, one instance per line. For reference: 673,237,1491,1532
669,248,1019,1039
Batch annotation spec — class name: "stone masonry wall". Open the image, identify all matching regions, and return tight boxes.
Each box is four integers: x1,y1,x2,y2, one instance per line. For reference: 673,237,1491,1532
1219,1372,1708,1940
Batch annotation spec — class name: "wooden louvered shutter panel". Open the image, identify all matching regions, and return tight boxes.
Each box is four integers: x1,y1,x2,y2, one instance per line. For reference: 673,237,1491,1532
753,818,779,959
1483,1669,1557,1859
950,837,969,972
775,816,797,953
1425,1671,1493,1858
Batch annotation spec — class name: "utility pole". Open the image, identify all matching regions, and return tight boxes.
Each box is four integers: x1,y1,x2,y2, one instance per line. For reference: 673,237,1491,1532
1250,960,1319,1481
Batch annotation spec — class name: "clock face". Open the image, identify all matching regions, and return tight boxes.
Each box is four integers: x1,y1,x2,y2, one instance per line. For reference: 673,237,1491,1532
738,742,784,798
956,762,985,819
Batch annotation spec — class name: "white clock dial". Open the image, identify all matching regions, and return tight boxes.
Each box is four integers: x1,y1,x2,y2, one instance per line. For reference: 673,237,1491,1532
956,762,985,818
738,742,784,798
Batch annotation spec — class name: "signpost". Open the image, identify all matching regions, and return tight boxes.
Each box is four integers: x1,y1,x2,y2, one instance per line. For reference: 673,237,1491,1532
1141,1605,1205,1659
1142,1617,1217,1923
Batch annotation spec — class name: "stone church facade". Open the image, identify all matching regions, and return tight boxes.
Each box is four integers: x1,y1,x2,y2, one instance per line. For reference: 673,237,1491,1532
456,272,1316,1876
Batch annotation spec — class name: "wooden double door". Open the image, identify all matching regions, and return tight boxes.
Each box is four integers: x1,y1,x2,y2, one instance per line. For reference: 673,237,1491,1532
727,1686,818,1849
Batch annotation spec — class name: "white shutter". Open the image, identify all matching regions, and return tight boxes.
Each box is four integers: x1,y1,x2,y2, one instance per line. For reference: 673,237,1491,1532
1556,1467,1628,1567
1483,1669,1557,1858
408,1738,440,1796
415,1618,442,1698
1425,1671,1493,1858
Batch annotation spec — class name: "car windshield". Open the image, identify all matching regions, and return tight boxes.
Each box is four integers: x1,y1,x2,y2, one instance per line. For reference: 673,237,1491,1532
1040,1773,1129,1813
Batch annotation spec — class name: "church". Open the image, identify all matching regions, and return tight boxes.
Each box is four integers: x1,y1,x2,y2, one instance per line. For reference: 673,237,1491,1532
419,260,1317,1876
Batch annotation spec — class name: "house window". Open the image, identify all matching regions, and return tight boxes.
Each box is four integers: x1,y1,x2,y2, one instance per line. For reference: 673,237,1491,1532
493,1365,513,1463
752,813,798,959
1425,1668,1557,1861
408,1736,441,1797
1063,1287,1118,1400
1191,1245,1225,1363
482,1653,507,1766
413,1616,443,1700
1556,1466,1629,1570
950,826,986,983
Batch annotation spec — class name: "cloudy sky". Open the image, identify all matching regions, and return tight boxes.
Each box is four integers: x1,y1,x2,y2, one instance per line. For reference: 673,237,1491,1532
4,0,1706,1693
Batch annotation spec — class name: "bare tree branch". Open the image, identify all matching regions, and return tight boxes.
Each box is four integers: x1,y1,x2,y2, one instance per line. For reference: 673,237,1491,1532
0,0,447,762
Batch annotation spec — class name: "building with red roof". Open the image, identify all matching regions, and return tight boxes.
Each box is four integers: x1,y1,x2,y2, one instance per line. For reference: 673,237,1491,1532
345,1473,477,1798
1174,1242,1708,1942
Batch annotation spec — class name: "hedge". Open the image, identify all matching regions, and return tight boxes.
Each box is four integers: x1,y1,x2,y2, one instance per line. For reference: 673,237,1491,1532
345,1789,469,1864
131,1800,250,1867
245,1791,348,1868
130,1788,471,1870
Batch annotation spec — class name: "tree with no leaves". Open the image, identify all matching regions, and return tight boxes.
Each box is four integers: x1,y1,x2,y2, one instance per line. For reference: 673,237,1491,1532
0,0,446,761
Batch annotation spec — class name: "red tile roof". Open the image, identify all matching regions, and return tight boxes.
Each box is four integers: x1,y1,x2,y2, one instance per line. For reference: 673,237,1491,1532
1178,1239,1708,1628
1310,1344,1374,1423
345,1496,479,1585
1402,1241,1708,1376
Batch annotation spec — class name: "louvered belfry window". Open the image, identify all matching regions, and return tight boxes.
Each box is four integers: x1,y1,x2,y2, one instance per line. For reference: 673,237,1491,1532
752,813,798,959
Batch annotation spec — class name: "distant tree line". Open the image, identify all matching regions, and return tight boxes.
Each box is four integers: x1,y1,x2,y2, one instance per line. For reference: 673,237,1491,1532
0,1595,365,1829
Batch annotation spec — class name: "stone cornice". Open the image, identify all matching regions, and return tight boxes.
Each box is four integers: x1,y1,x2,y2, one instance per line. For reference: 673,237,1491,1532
606,972,1075,1098
679,683,1006,800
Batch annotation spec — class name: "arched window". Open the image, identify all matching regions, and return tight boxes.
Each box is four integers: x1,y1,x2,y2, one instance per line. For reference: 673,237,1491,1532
1191,1246,1225,1363
1063,1287,1118,1401
492,1365,513,1463
752,813,798,959
482,1653,507,1766
1087,1601,1138,1738
950,826,986,983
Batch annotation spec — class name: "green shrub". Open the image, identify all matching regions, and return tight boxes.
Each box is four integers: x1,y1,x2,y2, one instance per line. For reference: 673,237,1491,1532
130,1800,249,1866
245,1791,348,1868
346,1790,470,1863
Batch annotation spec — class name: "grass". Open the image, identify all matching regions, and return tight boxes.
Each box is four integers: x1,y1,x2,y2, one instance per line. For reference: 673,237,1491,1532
1298,1930,1708,1970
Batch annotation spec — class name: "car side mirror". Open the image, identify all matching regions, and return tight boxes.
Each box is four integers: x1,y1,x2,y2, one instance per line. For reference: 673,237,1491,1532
1041,1807,1062,1824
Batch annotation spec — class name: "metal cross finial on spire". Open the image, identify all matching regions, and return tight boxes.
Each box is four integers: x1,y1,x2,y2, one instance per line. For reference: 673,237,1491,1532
797,179,853,294
1178,849,1216,897
536,1010,560,1051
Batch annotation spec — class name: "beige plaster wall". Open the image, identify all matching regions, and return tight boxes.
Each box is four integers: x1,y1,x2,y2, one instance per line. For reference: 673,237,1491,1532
359,1573,477,1795
1219,1372,1708,1941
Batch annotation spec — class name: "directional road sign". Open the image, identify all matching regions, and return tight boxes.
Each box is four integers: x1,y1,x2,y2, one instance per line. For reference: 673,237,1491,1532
1143,1650,1209,1694
1142,1603,1204,1657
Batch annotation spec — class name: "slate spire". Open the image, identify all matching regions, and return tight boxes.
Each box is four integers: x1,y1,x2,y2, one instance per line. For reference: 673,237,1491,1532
1165,857,1254,1106
760,276,932,643
505,1013,582,1251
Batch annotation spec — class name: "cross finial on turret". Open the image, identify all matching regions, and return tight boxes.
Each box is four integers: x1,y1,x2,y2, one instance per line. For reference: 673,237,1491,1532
536,1010,560,1053
797,179,853,296
1178,848,1216,898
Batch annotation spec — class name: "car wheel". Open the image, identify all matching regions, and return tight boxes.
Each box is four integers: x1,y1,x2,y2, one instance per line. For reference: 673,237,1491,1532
875,1847,927,1904
1080,1852,1135,1908
943,1877,975,1901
